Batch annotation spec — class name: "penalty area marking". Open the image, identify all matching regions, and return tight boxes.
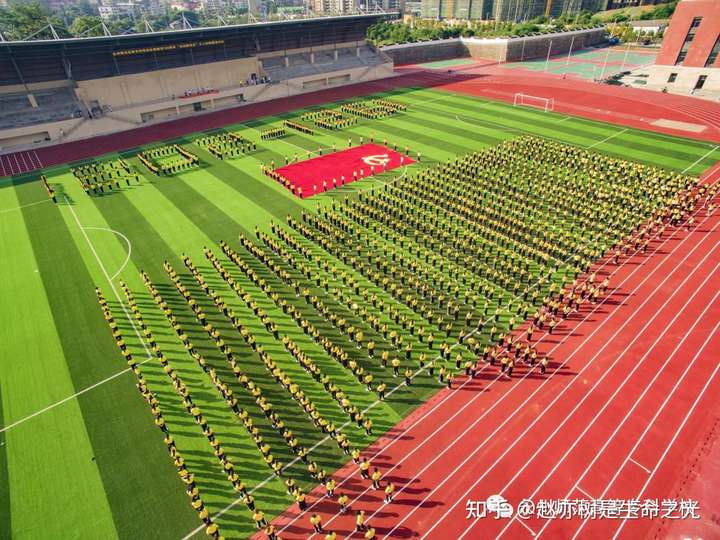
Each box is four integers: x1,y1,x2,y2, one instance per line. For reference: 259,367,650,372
0,207,148,434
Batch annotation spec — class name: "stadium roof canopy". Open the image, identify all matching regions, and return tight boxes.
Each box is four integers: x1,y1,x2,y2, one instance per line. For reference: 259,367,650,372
0,13,397,85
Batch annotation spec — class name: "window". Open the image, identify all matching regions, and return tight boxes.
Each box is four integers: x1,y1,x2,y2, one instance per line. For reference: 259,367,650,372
694,75,707,90
668,73,677,83
706,36,720,67
690,17,703,29
675,51,687,65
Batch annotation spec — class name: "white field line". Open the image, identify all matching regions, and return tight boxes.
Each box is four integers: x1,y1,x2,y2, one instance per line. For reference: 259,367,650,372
610,324,720,540
0,199,52,215
65,197,151,358
587,128,629,149
410,219,720,540
83,227,133,281
566,317,720,540
682,144,719,174
0,365,137,434
496,270,720,540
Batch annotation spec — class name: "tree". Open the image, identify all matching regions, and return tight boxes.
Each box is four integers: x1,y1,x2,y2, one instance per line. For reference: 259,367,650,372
0,1,70,40
70,15,105,37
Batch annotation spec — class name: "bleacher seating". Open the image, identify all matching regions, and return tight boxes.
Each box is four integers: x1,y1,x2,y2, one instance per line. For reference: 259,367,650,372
261,47,388,82
0,87,83,130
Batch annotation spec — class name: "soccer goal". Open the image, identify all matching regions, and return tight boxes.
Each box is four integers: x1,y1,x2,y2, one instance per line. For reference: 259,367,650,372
513,93,555,113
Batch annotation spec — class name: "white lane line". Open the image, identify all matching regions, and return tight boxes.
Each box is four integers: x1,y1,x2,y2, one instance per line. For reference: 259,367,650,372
274,171,720,540
682,145,719,174
587,128,629,149
19,152,29,172
610,324,720,540
12,153,21,175
576,486,594,500
312,220,679,539
628,457,651,474
83,227,133,281
421,226,720,540
518,519,538,537
532,282,720,539
33,150,43,168
481,261,720,540
569,316,720,540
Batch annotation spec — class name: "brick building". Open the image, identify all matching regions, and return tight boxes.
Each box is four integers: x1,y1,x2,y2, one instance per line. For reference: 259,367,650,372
644,0,720,98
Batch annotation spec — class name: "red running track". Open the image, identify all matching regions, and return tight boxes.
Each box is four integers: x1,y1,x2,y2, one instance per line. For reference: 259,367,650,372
257,163,720,540
4,60,720,177
392,64,720,144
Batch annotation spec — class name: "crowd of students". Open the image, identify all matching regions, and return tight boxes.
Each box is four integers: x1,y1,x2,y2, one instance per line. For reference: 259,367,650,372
283,120,315,136
300,109,357,130
261,127,287,140
94,126,710,539
138,144,200,176
72,158,139,195
95,287,225,539
196,132,256,160
341,98,406,120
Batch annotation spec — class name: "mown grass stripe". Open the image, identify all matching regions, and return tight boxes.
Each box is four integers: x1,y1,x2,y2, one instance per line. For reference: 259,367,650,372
18,177,197,540
0,386,10,540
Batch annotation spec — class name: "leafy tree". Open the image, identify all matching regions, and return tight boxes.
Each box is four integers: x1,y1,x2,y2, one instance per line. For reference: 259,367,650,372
69,15,105,37
0,0,70,40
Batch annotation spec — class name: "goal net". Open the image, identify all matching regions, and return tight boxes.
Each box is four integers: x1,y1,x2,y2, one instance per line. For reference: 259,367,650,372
513,93,555,113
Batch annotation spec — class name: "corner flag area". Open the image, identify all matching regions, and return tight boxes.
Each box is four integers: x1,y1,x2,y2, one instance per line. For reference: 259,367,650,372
274,143,414,197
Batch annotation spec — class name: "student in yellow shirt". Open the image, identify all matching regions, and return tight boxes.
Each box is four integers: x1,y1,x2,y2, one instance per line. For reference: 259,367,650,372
310,513,323,533
384,482,395,503
356,510,366,532
338,493,349,514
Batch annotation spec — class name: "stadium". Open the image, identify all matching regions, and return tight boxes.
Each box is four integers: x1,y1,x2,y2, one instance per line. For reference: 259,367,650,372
1,2,720,539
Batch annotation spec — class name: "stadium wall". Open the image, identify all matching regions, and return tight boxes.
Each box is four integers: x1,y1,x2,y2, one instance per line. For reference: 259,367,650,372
381,39,468,65
0,60,393,151
75,57,261,109
381,28,607,65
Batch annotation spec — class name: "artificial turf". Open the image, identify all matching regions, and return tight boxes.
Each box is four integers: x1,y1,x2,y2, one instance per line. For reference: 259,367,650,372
0,85,718,540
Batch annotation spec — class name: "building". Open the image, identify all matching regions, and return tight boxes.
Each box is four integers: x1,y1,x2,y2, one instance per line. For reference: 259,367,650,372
640,0,720,98
98,2,142,19
312,0,356,13
629,19,668,35
420,0,604,21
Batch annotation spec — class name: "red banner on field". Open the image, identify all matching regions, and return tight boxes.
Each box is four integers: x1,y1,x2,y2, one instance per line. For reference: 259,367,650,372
273,143,415,198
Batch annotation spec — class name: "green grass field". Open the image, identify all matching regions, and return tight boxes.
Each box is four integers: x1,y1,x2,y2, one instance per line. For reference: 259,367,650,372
1,84,718,540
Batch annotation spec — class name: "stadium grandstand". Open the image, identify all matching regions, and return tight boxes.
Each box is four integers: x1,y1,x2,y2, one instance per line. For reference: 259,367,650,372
0,13,394,151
